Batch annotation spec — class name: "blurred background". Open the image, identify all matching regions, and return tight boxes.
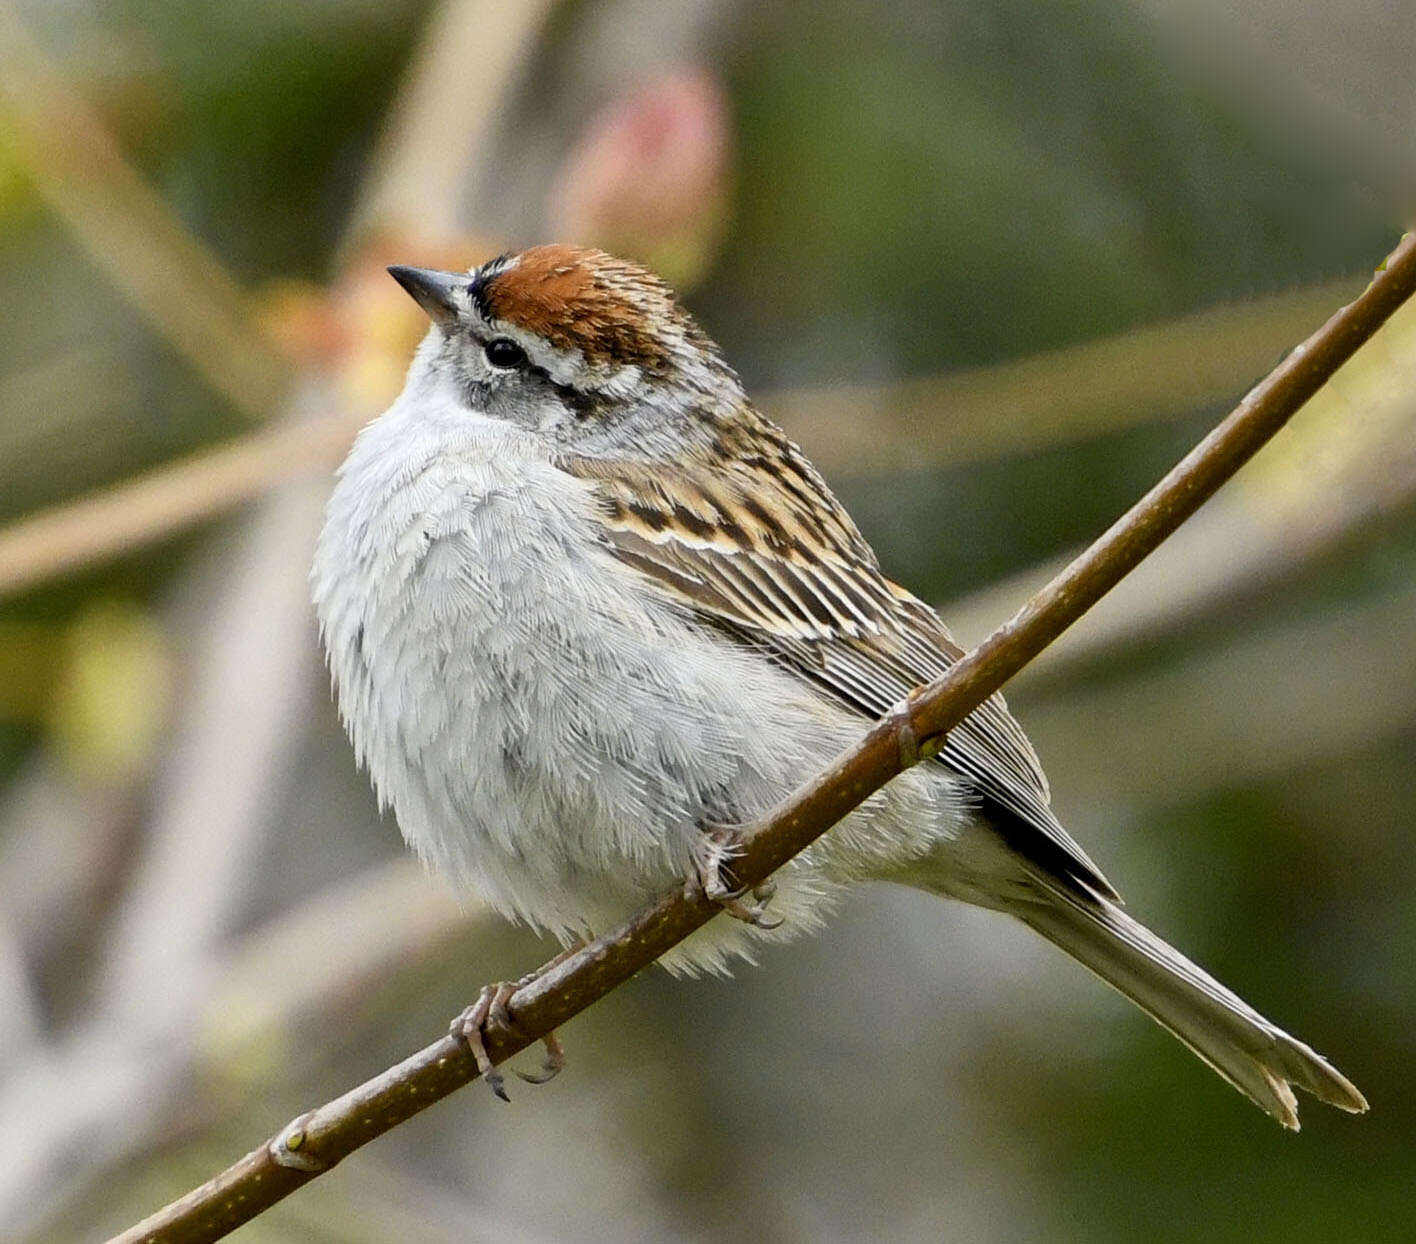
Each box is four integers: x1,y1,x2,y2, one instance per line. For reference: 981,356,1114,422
1,0,1413,1240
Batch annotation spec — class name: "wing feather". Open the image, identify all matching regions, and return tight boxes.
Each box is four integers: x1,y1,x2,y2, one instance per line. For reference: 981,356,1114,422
561,447,1115,901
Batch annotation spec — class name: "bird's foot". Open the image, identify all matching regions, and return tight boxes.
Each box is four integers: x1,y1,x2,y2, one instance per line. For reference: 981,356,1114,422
692,825,783,929
450,981,566,1100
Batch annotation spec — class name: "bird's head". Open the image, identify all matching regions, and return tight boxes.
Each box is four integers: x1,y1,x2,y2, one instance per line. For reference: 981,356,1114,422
388,245,745,460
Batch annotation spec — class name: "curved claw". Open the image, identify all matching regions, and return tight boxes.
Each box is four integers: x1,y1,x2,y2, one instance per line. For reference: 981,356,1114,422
515,1030,566,1085
718,893,784,929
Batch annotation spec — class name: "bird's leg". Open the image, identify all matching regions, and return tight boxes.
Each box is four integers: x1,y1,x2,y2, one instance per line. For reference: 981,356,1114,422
450,972,570,1100
451,982,516,1102
691,823,783,929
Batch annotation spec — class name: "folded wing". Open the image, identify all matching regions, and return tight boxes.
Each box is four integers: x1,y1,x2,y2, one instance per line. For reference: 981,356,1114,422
562,442,1116,902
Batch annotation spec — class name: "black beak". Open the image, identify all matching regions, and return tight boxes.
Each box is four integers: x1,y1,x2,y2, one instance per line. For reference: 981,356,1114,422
387,265,464,328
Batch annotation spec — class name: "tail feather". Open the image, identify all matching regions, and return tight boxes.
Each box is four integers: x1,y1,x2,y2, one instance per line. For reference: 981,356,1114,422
1010,889,1366,1129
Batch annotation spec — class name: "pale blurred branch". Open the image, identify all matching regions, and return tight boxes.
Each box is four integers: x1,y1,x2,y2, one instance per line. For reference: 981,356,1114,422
948,289,1416,673
0,273,1389,600
0,411,362,595
344,0,559,253
767,276,1364,474
948,445,1416,682
0,6,289,421
110,232,1416,1244
200,860,482,1080
0,0,559,595
1027,582,1416,811
0,860,492,1240
0,2,560,1238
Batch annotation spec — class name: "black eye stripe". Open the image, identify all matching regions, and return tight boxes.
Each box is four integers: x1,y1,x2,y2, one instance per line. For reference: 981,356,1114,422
519,360,602,420
555,383,604,420
479,339,602,420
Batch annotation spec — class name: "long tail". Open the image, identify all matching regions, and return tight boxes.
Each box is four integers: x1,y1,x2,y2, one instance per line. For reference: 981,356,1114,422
1008,888,1367,1128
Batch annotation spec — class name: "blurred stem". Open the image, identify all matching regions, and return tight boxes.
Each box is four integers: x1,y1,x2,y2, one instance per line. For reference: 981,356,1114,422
110,232,1416,1244
0,413,363,596
767,276,1364,474
0,6,290,422
947,286,1416,674
0,2,564,1238
344,0,559,252
1023,582,1416,811
199,861,482,1085
0,272,1382,599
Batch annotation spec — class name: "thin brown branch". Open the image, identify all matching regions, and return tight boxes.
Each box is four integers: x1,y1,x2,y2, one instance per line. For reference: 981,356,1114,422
111,231,1416,1244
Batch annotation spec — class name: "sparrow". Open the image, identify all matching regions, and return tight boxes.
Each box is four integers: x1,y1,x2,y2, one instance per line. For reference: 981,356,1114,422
311,244,1366,1127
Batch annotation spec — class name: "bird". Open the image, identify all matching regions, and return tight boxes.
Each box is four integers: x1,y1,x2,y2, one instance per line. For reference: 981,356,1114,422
311,243,1366,1127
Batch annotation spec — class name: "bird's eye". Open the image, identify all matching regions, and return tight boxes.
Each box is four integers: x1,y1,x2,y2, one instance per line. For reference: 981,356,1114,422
484,337,528,369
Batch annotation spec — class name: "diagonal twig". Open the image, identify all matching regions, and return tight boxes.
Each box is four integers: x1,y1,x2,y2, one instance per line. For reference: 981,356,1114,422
111,230,1416,1244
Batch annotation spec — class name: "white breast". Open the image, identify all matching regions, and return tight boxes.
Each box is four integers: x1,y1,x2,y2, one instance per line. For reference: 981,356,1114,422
312,399,962,971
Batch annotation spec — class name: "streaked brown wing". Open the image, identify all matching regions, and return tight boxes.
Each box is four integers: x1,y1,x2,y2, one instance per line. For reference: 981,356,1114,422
561,446,1115,901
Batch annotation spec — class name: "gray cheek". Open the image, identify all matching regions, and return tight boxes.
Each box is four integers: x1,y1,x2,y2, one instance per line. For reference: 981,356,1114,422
439,338,513,416
554,400,691,459
474,379,567,434
460,378,494,410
